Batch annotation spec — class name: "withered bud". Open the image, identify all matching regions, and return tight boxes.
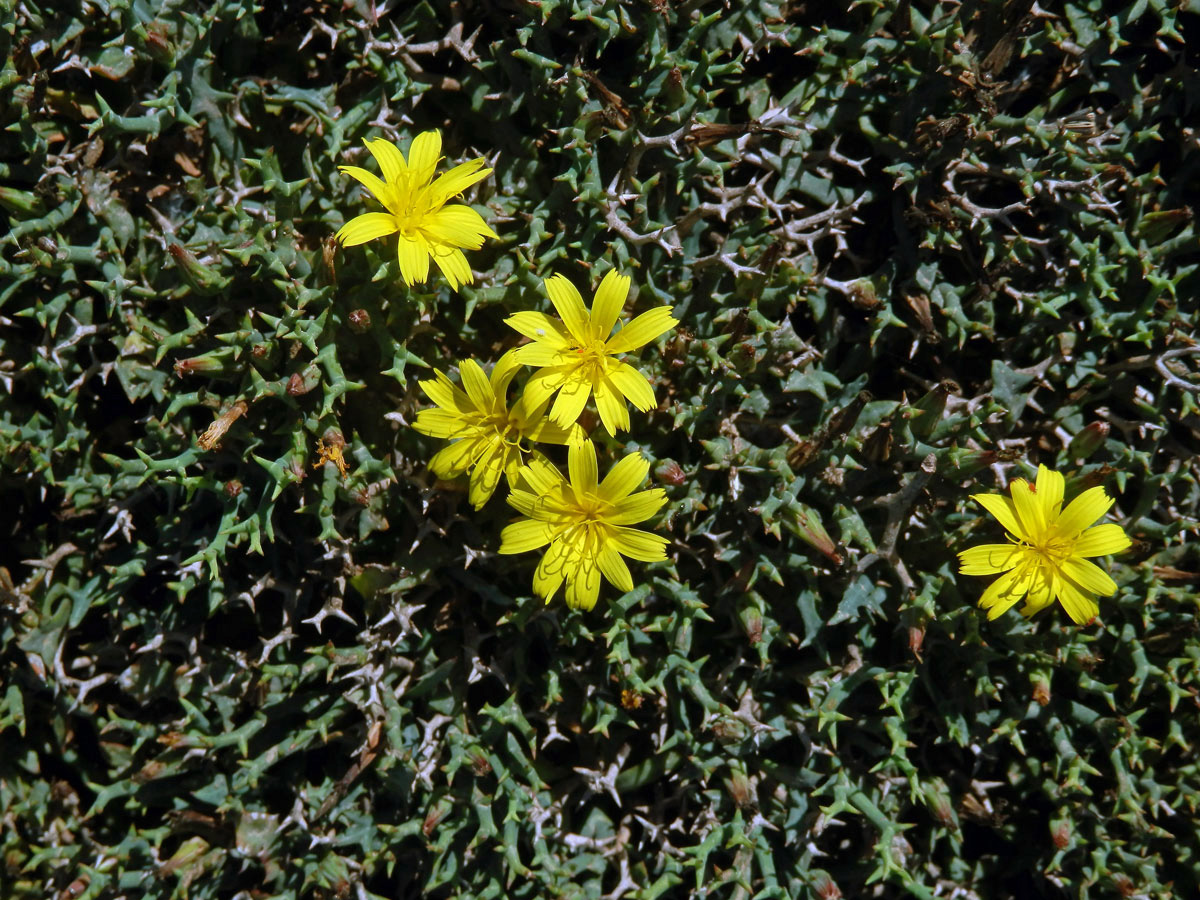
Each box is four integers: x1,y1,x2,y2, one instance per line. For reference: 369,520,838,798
908,625,925,661
197,400,248,450
862,419,894,464
904,293,937,336
348,308,372,333
723,769,754,808
422,800,451,837
224,479,242,498
1031,671,1051,706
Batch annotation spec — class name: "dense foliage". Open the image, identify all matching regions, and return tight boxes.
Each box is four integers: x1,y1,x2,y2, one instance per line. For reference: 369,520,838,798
2,0,1199,897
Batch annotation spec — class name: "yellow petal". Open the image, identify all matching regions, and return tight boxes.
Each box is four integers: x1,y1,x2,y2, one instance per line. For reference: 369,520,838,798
336,212,398,247
423,204,496,249
521,366,570,412
957,543,1023,576
1072,523,1131,557
517,455,566,497
428,158,492,205
1056,485,1115,538
1053,572,1099,625
1035,465,1065,517
506,311,573,350
419,371,473,415
429,437,484,478
1018,562,1054,617
608,363,657,412
597,543,634,593
514,343,571,367
565,557,602,611
1061,557,1118,597
611,526,669,562
605,306,677,354
593,378,629,437
590,268,630,339
568,440,598,493
500,518,555,554
413,408,471,439
549,372,592,428
468,445,506,508
598,453,649,503
971,493,1026,541
431,246,472,291
506,488,539,517
522,415,582,447
609,490,667,526
364,137,407,184
544,274,593,345
978,564,1031,620
407,130,442,185
339,166,392,207
533,540,569,601
1009,477,1046,541
490,349,523,397
396,233,430,285
458,359,494,411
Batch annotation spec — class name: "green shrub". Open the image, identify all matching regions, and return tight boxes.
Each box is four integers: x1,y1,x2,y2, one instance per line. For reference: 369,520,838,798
2,1,1198,898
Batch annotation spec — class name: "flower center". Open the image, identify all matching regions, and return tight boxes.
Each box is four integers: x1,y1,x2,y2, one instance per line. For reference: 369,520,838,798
1023,532,1076,566
570,340,609,377
481,411,520,446
389,181,429,236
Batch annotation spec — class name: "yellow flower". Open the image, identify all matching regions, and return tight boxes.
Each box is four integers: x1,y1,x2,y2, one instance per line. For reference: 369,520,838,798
500,441,670,611
413,351,583,509
335,130,497,290
505,268,677,436
958,465,1131,624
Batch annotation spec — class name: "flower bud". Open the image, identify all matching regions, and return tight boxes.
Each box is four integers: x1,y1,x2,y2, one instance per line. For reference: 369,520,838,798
168,243,231,295
782,500,843,565
1068,422,1109,460
174,349,236,377
653,459,685,486
287,366,320,396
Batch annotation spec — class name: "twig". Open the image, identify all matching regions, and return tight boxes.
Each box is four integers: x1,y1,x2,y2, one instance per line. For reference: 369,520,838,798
857,454,937,589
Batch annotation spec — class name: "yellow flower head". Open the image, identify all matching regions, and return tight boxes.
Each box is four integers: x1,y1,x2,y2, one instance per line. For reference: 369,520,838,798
335,130,497,291
413,351,583,509
958,464,1131,624
505,268,677,437
499,441,670,611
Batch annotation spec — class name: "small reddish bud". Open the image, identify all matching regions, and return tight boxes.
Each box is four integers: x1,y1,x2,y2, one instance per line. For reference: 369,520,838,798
347,308,371,332
811,872,842,900
654,459,686,486
224,479,242,498
1051,818,1071,850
